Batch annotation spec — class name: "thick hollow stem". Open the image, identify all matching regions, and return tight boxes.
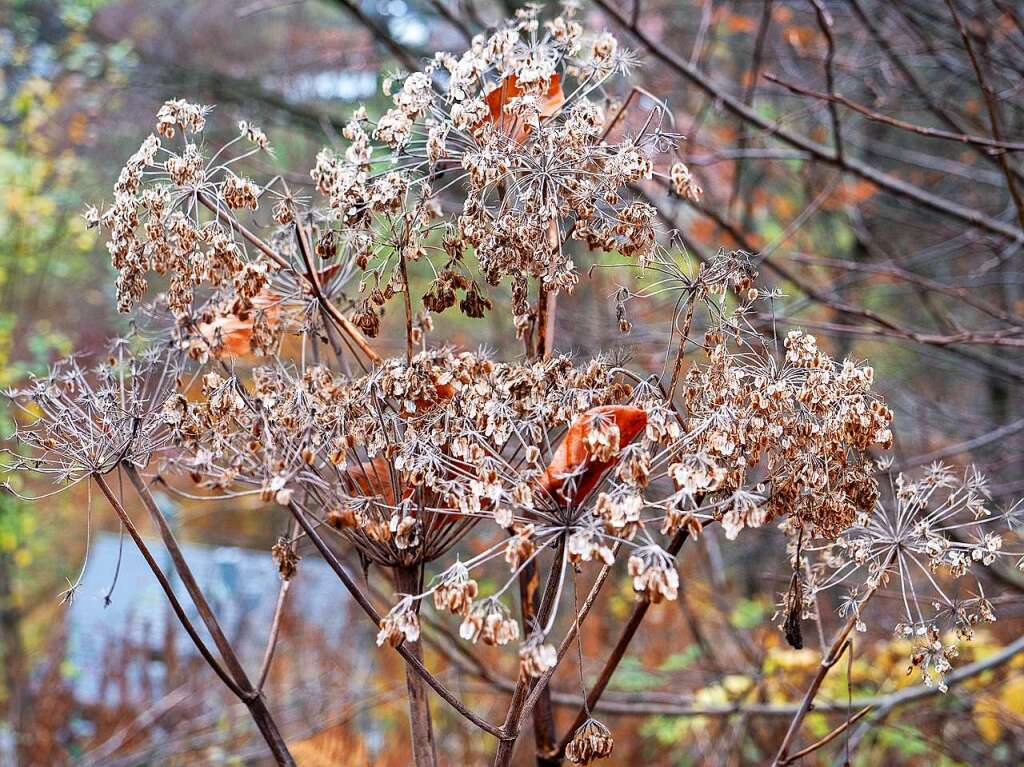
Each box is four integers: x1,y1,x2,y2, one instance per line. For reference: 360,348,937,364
535,215,560,360
535,284,557,360
516,558,559,765
394,565,439,767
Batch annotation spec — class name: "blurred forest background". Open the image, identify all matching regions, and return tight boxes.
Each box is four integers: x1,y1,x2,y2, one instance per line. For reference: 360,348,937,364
2,0,1024,765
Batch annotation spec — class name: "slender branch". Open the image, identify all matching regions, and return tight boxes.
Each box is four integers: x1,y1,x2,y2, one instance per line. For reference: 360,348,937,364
93,474,243,698
772,552,895,765
592,0,1024,244
493,535,567,767
286,502,504,738
764,75,1024,152
944,0,1024,232
429,0,475,44
257,519,298,692
257,578,290,692
809,0,843,163
509,542,624,745
123,464,253,690
516,556,559,765
95,472,296,766
328,0,421,72
667,297,697,402
779,706,872,765
555,529,690,757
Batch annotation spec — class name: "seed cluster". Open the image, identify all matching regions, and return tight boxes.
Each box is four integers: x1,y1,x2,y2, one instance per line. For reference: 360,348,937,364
802,463,1022,690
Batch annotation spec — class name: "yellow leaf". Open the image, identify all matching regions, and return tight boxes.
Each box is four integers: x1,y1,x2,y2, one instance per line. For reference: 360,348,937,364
973,694,1002,743
1000,676,1024,717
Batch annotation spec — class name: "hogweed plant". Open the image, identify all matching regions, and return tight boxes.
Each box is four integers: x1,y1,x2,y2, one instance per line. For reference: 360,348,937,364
2,6,1020,766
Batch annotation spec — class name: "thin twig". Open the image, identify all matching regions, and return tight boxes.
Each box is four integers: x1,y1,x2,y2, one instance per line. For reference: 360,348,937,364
286,502,504,738
592,0,1024,244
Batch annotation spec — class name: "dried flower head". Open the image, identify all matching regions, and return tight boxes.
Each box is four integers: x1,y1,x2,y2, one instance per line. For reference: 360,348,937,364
376,598,421,648
566,718,614,764
804,463,1021,690
519,631,558,678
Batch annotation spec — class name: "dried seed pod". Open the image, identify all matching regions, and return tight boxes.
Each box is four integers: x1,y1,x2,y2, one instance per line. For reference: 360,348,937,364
566,719,614,764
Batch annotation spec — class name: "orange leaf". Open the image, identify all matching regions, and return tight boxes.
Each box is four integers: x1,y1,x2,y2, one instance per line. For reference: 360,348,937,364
198,290,280,358
484,74,565,143
541,405,647,507
346,456,403,505
409,380,455,418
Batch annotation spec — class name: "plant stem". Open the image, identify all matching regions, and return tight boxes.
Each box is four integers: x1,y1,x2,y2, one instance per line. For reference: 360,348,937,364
95,472,295,766
395,564,439,767
285,503,503,737
771,552,894,765
667,297,697,402
535,283,557,360
493,537,566,767
123,464,252,689
555,529,689,757
516,557,559,765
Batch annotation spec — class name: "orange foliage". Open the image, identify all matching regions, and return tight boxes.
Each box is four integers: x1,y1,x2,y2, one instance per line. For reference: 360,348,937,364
824,179,879,210
484,74,565,143
197,290,280,358
540,405,647,507
346,456,403,505
721,10,757,34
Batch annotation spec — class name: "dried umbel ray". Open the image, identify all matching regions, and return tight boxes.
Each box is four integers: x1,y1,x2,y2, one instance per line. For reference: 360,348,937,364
3,339,178,483
798,462,1024,691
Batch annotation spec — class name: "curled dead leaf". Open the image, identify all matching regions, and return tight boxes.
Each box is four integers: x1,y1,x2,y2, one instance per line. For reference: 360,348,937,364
484,74,565,143
541,405,647,507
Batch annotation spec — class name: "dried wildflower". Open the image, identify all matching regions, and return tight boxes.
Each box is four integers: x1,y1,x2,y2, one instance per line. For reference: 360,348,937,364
294,7,680,335
376,598,421,647
7,4,1006,761
670,161,702,201
567,528,616,567
628,547,679,603
238,120,270,150
460,599,520,646
805,463,1021,688
432,561,478,616
566,718,614,764
519,631,558,678
223,174,260,210
3,341,177,482
675,327,892,540
271,538,300,581
505,523,537,571
594,488,644,538
156,98,208,138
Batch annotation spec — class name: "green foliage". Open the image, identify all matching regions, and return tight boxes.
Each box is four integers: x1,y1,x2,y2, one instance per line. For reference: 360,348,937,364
659,644,703,671
729,596,768,630
609,656,662,691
